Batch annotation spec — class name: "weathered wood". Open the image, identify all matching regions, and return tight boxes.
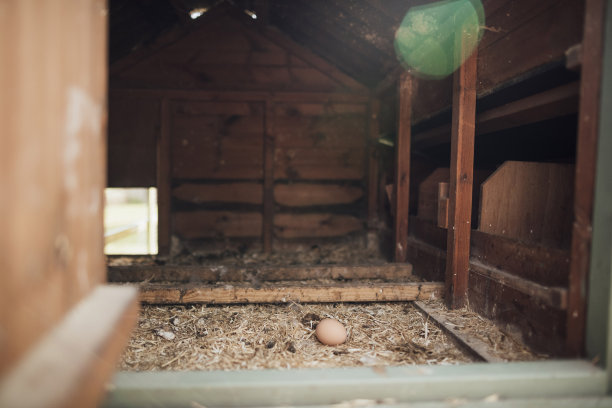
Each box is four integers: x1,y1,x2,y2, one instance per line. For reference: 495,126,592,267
405,237,447,282
174,211,262,239
567,0,606,357
410,216,448,251
0,286,139,408
418,169,450,223
470,230,571,287
565,43,583,71
274,147,365,180
394,72,412,262
413,82,581,149
139,281,443,304
173,182,263,204
274,214,362,238
470,260,568,310
108,263,414,283
413,301,505,363
479,161,574,249
0,0,107,377
158,99,172,255
274,184,363,207
263,102,275,252
445,36,478,309
437,183,449,229
368,98,381,227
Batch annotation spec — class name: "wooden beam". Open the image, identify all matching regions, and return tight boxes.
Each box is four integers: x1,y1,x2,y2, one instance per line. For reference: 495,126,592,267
367,97,381,228
413,301,505,363
445,36,478,309
394,72,412,262
567,0,606,357
138,281,443,304
108,263,414,283
157,99,171,255
263,102,275,253
0,286,139,408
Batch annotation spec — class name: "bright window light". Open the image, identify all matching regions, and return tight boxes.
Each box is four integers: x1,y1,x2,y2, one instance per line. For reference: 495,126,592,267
104,187,157,255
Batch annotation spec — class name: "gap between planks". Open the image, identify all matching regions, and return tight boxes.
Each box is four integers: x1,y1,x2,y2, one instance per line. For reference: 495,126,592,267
137,281,444,305
413,301,505,363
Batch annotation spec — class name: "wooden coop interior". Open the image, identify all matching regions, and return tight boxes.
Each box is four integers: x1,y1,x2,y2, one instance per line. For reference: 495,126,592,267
2,0,612,406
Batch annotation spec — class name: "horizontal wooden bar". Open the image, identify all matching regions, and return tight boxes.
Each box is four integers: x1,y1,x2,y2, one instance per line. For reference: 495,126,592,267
413,82,580,149
138,281,442,304
404,236,568,309
413,301,505,363
102,361,607,407
0,285,139,408
109,88,370,103
108,263,414,283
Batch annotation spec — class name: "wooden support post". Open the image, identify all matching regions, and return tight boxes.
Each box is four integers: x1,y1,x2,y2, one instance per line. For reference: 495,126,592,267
445,35,478,309
158,99,171,255
566,0,606,356
263,101,275,253
394,73,412,262
367,97,381,228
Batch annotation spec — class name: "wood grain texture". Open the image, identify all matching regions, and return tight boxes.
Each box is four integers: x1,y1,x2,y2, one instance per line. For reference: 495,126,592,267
173,182,263,205
413,301,505,363
158,99,172,255
368,98,381,227
418,168,451,224
567,0,606,357
274,214,362,238
394,73,412,262
263,101,275,252
139,281,443,304
174,211,263,239
445,38,478,309
274,184,363,207
0,0,107,377
478,161,574,249
0,286,139,408
108,263,414,283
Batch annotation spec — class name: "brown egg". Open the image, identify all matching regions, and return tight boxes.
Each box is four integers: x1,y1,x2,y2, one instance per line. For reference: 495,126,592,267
315,318,347,345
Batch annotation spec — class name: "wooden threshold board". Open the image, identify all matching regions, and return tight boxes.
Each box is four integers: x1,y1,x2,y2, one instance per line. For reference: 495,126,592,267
138,281,443,304
413,301,505,363
108,263,414,284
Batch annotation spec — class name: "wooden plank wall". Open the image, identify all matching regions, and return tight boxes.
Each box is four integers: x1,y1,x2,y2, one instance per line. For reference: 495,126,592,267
108,8,370,249
410,0,584,123
0,0,107,377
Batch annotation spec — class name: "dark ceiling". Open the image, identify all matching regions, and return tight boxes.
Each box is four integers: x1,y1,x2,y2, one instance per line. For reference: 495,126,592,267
109,0,424,88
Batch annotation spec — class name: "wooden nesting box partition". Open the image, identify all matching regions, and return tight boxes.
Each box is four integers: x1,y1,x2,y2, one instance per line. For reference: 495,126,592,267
109,5,379,255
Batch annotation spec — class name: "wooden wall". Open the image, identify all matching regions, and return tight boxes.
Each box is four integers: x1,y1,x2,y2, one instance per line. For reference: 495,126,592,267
109,6,370,250
0,0,107,377
410,0,584,123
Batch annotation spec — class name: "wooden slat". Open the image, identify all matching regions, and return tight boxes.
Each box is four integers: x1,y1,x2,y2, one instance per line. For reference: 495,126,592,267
567,0,606,357
417,168,450,223
274,147,364,180
173,182,263,205
394,72,412,262
274,214,362,238
445,35,478,309
174,211,262,239
413,301,505,363
138,281,443,304
263,102,275,253
0,286,139,408
274,184,363,207
367,98,381,227
478,161,574,249
158,99,171,255
108,263,414,283
437,182,449,229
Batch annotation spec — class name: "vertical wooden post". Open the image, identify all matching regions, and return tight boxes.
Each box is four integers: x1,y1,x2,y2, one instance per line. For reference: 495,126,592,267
367,97,381,229
263,101,275,253
445,36,478,309
158,99,171,256
394,73,412,262
566,0,606,356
